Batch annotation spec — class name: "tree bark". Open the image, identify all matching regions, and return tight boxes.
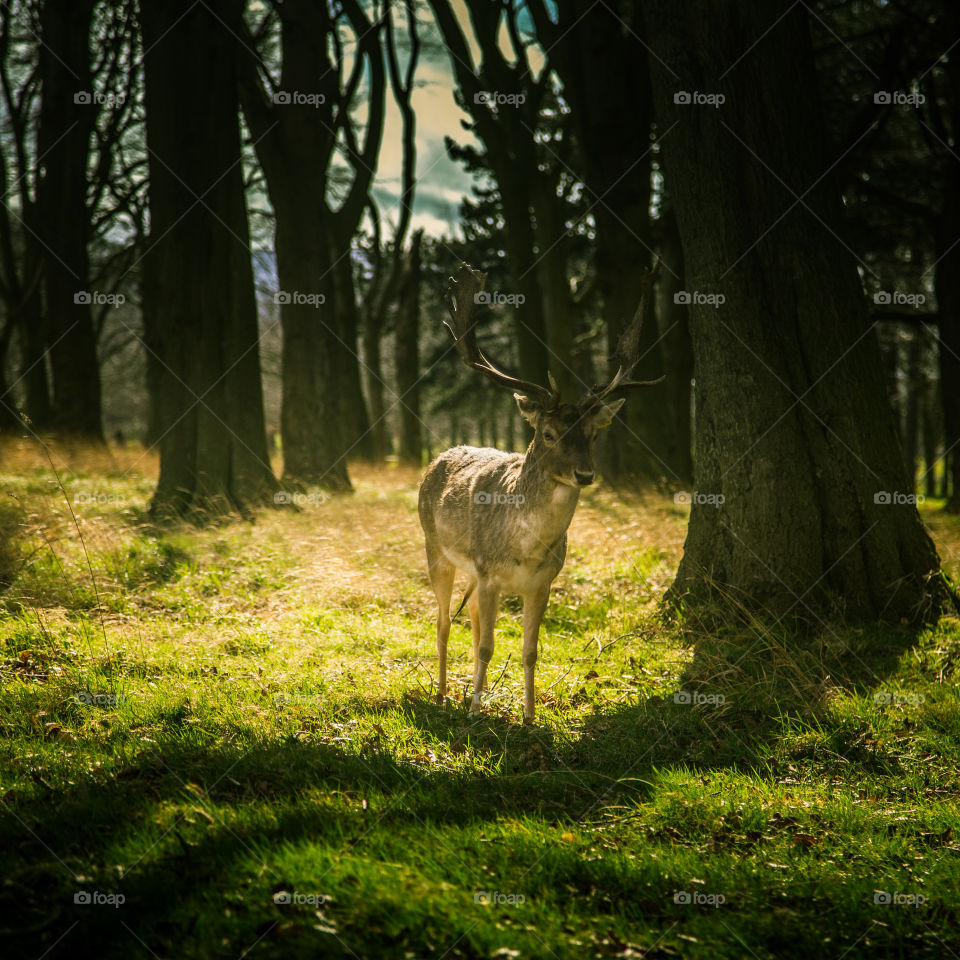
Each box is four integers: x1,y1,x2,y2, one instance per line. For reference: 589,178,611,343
141,0,275,516
645,0,943,622
658,208,694,485
34,0,103,439
395,231,422,464
936,6,960,511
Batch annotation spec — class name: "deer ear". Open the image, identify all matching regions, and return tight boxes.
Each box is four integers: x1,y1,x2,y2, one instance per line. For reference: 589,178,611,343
514,393,542,426
585,398,626,429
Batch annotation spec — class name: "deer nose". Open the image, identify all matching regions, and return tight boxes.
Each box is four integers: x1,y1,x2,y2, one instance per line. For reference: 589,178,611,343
574,471,595,487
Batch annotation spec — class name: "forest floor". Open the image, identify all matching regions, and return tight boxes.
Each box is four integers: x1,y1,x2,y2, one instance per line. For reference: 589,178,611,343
1,439,959,959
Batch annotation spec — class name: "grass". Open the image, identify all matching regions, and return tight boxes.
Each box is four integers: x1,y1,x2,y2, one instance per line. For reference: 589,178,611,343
1,438,960,958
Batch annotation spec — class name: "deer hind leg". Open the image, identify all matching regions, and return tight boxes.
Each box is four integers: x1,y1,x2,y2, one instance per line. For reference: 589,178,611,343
426,547,455,705
470,579,499,714
466,579,484,691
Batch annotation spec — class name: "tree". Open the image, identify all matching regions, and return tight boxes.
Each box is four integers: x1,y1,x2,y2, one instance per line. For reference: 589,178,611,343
643,0,943,621
395,228,422,463
141,0,275,516
34,0,103,438
238,0,385,491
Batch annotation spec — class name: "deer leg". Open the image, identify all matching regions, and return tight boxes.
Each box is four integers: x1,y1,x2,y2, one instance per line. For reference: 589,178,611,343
469,579,499,714
427,549,455,705
522,586,550,724
467,581,482,690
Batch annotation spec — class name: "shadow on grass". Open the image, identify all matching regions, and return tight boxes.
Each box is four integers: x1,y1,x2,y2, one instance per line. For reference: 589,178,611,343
0,623,928,958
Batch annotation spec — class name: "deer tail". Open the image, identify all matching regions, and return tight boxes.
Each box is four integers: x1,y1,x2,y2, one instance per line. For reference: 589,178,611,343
452,580,476,620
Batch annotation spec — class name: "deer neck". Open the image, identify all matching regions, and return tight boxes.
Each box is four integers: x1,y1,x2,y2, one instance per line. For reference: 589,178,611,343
516,444,580,537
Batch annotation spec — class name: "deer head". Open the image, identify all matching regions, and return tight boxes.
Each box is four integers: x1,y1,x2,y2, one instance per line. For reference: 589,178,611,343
441,262,663,487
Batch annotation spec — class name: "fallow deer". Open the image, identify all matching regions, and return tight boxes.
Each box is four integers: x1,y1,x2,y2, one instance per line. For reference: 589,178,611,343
418,263,661,723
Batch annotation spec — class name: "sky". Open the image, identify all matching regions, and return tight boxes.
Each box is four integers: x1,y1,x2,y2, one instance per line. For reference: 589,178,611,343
367,0,546,240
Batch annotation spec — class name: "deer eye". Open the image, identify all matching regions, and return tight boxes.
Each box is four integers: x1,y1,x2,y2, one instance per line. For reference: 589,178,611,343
543,428,558,443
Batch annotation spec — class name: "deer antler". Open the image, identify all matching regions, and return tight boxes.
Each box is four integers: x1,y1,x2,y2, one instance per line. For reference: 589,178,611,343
442,263,559,409
580,259,665,410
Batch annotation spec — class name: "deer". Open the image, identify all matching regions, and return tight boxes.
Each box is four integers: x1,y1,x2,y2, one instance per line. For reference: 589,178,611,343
417,262,662,724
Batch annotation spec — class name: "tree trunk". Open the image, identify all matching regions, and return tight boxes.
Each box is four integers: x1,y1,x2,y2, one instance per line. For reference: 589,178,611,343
936,13,960,512
362,303,387,462
141,0,276,516
395,231,422,464
34,0,103,439
903,327,922,489
274,219,351,490
658,208,694,486
16,289,51,430
330,246,373,461
644,0,943,622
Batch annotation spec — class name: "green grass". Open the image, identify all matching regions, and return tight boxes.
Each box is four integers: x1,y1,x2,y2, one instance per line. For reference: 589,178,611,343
1,447,960,958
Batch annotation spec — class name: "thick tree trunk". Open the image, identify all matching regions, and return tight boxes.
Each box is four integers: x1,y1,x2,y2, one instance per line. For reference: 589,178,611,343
395,231,422,464
645,0,942,622
658,208,694,485
141,0,276,516
35,0,103,439
274,219,350,490
559,0,676,484
936,19,960,512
